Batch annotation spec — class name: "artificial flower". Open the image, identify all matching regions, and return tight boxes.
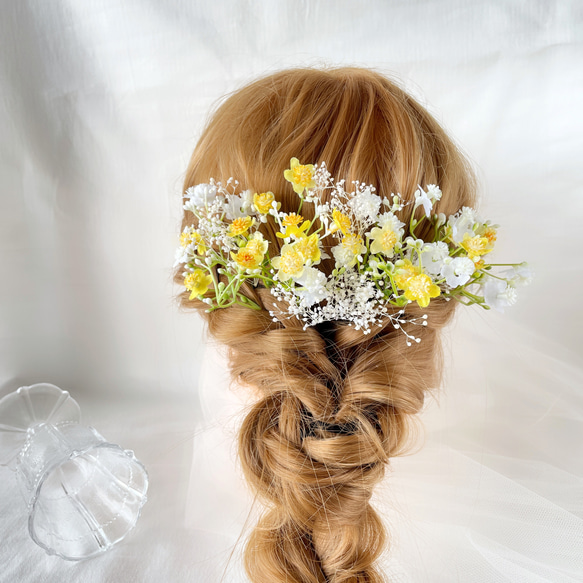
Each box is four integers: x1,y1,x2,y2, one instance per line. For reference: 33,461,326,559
227,216,254,237
481,278,518,312
348,188,382,222
477,223,498,246
332,234,366,268
403,273,441,307
184,269,213,299
284,157,316,195
295,267,329,306
272,243,306,281
180,228,206,255
224,191,253,220
394,259,419,289
367,223,399,257
184,183,217,207
414,184,442,218
253,191,279,214
504,262,533,287
231,232,268,271
448,207,479,243
294,232,322,264
330,208,352,235
420,241,449,275
459,232,492,261
441,256,476,288
277,213,310,239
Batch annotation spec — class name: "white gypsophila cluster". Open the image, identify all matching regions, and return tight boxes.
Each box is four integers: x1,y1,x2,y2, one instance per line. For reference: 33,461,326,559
176,157,531,341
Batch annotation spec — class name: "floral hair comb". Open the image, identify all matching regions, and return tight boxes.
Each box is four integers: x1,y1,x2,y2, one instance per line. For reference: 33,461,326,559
176,158,531,342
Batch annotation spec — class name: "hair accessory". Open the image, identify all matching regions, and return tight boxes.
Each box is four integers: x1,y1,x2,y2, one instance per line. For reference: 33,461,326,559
176,158,531,342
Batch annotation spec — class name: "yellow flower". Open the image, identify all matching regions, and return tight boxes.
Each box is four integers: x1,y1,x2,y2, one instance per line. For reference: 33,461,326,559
342,233,366,255
283,157,316,195
227,216,254,237
294,232,321,264
272,243,306,281
403,273,441,308
277,213,311,239
330,208,352,235
180,229,206,255
253,191,279,214
230,233,268,271
332,233,366,267
459,233,493,261
368,224,398,256
394,259,419,289
477,225,497,246
184,269,213,300
394,259,440,307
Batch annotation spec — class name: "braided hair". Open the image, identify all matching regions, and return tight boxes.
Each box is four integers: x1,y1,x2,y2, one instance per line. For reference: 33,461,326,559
176,67,476,582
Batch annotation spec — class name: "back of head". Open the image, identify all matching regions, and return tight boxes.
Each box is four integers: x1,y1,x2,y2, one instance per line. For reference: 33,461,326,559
177,67,476,582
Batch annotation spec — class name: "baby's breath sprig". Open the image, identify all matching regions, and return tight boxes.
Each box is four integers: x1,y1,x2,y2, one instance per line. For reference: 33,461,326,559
176,158,531,340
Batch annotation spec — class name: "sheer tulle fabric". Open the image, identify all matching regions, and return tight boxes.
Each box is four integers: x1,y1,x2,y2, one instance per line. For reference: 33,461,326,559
186,309,583,582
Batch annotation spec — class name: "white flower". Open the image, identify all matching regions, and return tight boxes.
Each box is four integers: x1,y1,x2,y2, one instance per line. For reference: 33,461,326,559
173,246,189,267
332,245,356,268
377,211,405,233
224,193,248,219
295,267,329,306
448,206,479,244
425,184,442,203
504,262,533,287
184,183,217,207
414,184,441,218
441,256,475,287
348,188,382,222
239,189,254,212
481,278,518,312
421,241,449,275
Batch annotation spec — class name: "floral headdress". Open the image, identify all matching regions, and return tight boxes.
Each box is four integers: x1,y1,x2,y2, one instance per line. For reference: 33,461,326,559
176,158,531,343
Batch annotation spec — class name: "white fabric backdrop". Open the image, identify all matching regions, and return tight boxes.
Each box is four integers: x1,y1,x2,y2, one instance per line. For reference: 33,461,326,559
0,1,582,581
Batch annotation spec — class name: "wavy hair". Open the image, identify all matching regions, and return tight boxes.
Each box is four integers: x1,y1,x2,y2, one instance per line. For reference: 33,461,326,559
176,67,476,582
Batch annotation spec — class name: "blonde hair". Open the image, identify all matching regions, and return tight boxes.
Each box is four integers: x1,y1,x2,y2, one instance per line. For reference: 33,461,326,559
176,67,476,582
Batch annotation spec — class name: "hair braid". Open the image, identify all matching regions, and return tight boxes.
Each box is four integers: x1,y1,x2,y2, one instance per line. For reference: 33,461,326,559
176,66,476,581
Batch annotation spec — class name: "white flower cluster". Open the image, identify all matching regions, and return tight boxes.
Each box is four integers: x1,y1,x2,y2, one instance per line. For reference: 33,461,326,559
176,158,531,339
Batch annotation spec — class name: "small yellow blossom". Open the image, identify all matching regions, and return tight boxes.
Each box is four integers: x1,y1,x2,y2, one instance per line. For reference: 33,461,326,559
459,233,493,261
294,232,321,264
180,229,206,255
330,208,352,235
284,157,316,195
332,233,366,267
253,191,279,214
403,273,441,308
227,216,254,237
277,213,311,239
342,233,366,255
272,243,306,281
184,269,213,300
477,225,497,246
368,224,398,256
230,233,268,271
394,259,419,289
282,213,304,227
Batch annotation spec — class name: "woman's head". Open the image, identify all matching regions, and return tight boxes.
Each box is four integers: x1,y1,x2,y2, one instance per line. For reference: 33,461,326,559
177,67,476,582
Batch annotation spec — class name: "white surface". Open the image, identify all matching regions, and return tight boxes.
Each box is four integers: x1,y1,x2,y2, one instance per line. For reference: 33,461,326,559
0,1,582,582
